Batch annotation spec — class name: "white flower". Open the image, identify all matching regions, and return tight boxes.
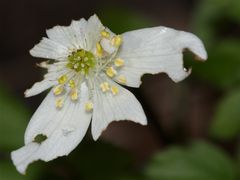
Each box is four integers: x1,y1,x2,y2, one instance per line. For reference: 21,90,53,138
11,14,207,174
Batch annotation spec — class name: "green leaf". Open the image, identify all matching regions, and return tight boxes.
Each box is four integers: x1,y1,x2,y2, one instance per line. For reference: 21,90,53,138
210,89,240,139
0,85,30,150
145,141,236,180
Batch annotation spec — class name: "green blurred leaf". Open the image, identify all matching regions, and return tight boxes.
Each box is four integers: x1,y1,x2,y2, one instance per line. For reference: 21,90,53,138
97,6,154,34
0,85,30,150
210,89,240,139
191,0,240,88
192,0,240,47
192,40,240,89
145,141,236,180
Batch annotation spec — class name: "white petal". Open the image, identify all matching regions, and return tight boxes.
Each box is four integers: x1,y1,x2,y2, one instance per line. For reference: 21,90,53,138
85,14,105,51
30,38,69,60
91,75,147,140
115,27,207,87
70,19,88,49
46,18,87,50
11,83,92,174
24,79,55,98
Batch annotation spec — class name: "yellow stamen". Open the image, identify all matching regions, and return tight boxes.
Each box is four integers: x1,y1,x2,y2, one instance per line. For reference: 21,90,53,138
69,79,76,89
70,89,78,101
111,86,119,95
114,58,124,67
118,75,127,84
111,35,122,47
106,67,117,77
96,42,103,57
58,75,68,84
85,102,93,111
101,30,110,38
55,98,64,109
100,82,110,92
53,85,64,95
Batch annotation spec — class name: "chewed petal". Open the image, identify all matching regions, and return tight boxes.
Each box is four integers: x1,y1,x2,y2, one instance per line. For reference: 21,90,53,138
11,83,92,174
29,38,69,60
91,75,147,140
11,143,39,174
115,27,207,87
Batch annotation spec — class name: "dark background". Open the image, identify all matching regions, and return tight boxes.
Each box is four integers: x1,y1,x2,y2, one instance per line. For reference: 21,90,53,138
0,0,239,179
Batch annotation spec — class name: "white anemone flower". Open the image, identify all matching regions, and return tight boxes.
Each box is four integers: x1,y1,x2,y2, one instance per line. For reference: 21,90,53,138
11,14,207,174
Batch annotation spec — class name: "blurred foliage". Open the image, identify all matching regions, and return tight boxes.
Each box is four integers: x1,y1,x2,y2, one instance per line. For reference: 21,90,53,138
0,162,31,180
0,162,42,180
210,89,240,139
145,141,237,180
192,0,240,89
191,0,240,140
97,6,154,34
191,40,240,89
193,0,240,47
238,144,240,179
40,141,142,180
0,85,29,150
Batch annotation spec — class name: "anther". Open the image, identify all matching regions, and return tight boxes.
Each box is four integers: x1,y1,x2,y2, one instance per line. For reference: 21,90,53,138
70,89,78,101
53,85,64,95
111,86,119,95
85,102,93,112
58,75,68,84
106,67,117,77
96,42,103,57
55,98,64,109
114,58,124,67
100,82,110,92
69,79,76,89
101,30,110,38
111,35,122,47
118,75,127,84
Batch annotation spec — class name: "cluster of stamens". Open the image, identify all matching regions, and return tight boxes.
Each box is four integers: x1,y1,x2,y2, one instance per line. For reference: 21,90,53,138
97,30,127,96
53,75,79,108
53,29,127,112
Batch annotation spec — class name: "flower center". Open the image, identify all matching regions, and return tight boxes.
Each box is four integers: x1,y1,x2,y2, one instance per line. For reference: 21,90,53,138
66,49,96,74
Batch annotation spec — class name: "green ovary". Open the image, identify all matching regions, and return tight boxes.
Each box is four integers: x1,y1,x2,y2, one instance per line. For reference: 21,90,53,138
66,49,96,74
